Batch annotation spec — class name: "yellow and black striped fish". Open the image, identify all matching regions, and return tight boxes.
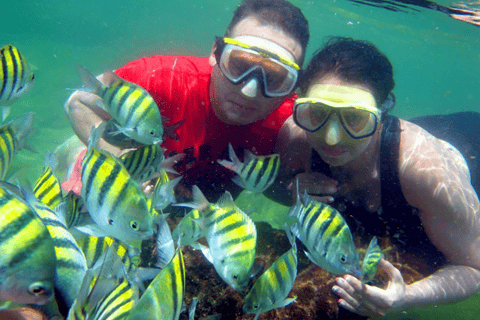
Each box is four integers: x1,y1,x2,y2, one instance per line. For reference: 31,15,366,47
77,234,138,271
81,123,156,241
0,182,56,305
126,246,185,320
243,225,298,319
33,153,63,210
76,65,163,145
13,182,88,310
120,143,165,183
0,45,35,106
0,112,35,179
67,247,138,320
289,188,360,276
360,236,383,283
180,185,257,290
217,143,280,195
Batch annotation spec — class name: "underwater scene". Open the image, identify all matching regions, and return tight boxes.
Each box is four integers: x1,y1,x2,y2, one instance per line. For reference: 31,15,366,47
1,0,480,319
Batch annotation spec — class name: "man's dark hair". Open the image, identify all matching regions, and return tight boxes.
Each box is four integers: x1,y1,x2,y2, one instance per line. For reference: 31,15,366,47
300,37,394,107
225,0,309,66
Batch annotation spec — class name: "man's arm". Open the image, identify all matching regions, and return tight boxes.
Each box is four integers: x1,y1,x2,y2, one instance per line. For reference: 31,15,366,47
64,73,131,156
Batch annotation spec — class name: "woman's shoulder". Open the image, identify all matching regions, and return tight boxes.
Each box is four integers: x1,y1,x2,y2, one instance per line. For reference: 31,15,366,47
397,118,471,203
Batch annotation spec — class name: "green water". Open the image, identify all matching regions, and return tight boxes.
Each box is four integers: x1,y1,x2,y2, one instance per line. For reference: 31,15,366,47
2,0,480,318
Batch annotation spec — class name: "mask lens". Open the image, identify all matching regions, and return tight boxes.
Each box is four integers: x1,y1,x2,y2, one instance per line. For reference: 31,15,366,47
222,47,260,78
340,108,376,137
294,102,331,131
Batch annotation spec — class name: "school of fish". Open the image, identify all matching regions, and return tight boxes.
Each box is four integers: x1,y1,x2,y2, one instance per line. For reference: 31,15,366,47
0,45,385,320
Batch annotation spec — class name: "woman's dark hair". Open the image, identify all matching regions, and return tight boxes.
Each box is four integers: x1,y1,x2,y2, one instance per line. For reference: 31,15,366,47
300,37,394,107
225,0,309,66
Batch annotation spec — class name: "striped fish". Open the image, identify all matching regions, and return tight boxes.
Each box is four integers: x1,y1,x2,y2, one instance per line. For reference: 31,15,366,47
80,123,156,241
120,143,165,183
243,225,298,320
0,183,56,305
10,182,88,310
172,208,204,248
0,45,35,106
67,247,138,320
360,236,383,283
217,143,280,195
289,190,360,276
33,153,63,210
0,112,35,179
126,246,185,320
181,185,257,290
76,65,163,145
151,169,182,213
76,234,138,270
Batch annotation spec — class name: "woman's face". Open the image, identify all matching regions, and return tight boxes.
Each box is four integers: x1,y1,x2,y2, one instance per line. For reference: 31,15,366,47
304,73,379,167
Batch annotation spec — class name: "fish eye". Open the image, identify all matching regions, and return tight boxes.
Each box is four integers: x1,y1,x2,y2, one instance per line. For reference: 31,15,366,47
233,274,238,279
130,221,139,230
108,219,114,225
31,74,35,80
340,255,347,263
254,305,259,309
149,130,155,136
28,283,48,296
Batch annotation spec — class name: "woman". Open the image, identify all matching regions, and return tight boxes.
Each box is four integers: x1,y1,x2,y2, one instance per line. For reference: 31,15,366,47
275,37,480,317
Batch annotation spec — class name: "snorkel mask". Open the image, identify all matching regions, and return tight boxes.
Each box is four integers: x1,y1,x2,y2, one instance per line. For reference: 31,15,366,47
214,35,300,98
293,84,383,139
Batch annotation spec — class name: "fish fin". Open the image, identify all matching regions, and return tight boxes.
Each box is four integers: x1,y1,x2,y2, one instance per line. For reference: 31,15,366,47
274,296,297,309
163,119,185,141
231,175,247,189
304,250,323,268
188,296,199,320
173,185,209,211
253,313,261,320
160,153,185,175
250,258,265,279
190,242,213,263
87,122,107,151
216,191,238,211
243,149,256,163
217,143,241,172
76,65,103,95
75,222,110,238
7,112,35,152
1,106,10,121
154,218,175,268
284,223,297,251
102,69,122,86
152,176,182,211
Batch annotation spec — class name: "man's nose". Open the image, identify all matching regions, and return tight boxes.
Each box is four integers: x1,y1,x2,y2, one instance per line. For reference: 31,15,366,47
240,77,259,98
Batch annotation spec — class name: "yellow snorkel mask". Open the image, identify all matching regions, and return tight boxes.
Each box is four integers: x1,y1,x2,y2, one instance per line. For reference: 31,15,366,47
293,84,382,139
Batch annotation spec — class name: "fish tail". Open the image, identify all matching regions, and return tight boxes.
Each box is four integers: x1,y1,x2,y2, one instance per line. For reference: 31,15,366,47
174,185,209,211
8,112,36,152
76,65,103,95
87,122,107,152
217,143,241,172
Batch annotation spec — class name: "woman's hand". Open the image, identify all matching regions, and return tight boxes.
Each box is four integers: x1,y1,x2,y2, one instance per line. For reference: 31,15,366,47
332,259,407,318
288,171,338,203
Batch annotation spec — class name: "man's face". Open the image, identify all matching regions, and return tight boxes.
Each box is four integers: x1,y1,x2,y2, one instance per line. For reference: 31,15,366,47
209,16,303,125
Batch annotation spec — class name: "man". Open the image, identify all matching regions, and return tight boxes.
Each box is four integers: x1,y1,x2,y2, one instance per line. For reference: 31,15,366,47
63,0,309,201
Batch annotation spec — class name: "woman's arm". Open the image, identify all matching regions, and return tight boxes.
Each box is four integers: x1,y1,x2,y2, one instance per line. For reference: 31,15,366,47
333,120,480,317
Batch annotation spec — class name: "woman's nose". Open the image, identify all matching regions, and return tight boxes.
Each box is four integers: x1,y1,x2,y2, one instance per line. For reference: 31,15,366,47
325,115,342,145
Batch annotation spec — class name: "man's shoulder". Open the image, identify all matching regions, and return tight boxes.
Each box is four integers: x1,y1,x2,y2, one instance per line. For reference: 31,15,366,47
117,55,212,77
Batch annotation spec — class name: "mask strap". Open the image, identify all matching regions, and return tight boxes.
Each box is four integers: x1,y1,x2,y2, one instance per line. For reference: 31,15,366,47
381,92,396,120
